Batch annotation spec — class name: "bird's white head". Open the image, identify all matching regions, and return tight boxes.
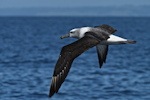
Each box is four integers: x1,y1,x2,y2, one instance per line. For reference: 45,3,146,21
60,27,90,39
60,28,80,39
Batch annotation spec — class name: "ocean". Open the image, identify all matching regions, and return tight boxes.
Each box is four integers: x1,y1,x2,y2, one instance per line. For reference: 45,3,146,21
0,17,150,100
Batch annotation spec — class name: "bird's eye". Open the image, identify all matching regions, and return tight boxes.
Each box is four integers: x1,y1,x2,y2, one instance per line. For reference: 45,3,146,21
70,32,73,33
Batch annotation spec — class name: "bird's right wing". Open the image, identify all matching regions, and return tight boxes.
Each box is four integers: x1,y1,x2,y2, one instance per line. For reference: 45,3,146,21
49,31,109,97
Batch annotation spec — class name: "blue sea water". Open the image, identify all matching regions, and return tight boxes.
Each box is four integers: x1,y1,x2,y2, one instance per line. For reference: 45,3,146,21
0,17,150,100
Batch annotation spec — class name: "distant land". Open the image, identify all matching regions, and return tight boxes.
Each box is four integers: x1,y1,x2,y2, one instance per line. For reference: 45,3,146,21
0,5,150,16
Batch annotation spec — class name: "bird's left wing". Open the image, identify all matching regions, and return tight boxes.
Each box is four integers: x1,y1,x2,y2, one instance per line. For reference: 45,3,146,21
94,24,117,68
49,32,109,97
96,44,108,68
94,24,117,34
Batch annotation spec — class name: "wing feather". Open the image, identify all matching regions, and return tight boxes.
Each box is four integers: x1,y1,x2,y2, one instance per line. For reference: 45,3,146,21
49,32,109,97
96,44,108,68
94,24,117,34
94,24,117,68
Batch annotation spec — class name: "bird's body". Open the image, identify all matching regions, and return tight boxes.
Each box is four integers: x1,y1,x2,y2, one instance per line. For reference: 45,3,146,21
49,24,136,97
69,26,133,45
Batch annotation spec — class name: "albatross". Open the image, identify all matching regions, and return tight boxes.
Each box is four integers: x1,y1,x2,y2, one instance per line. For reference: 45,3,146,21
49,24,136,97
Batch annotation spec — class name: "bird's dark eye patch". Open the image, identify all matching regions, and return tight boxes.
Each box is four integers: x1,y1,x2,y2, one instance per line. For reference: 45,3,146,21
70,32,73,33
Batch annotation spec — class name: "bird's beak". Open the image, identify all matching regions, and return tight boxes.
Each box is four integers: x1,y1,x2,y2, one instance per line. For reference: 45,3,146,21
60,33,70,39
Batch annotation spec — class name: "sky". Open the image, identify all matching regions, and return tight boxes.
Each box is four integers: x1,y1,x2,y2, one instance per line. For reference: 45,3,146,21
0,0,150,8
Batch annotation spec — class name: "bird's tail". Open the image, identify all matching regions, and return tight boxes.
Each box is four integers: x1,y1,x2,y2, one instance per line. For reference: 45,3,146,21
100,35,136,45
125,40,136,44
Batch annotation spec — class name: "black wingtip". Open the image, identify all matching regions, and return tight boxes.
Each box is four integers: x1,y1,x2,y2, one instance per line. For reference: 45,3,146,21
49,87,55,98
100,65,102,68
49,77,56,98
49,93,54,98
49,93,53,98
99,58,103,68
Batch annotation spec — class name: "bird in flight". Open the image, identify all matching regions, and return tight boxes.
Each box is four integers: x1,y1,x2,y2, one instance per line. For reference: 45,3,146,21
49,24,136,97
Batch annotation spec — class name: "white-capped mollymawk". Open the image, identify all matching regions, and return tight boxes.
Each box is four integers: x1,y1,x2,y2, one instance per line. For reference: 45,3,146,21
49,24,136,97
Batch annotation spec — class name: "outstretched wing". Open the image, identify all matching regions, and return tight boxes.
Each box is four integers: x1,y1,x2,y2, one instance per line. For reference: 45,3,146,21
94,24,117,34
96,44,108,68
49,32,109,97
94,24,117,68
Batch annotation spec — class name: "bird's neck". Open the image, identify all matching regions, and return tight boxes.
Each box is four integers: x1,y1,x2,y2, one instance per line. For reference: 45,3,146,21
79,27,91,39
